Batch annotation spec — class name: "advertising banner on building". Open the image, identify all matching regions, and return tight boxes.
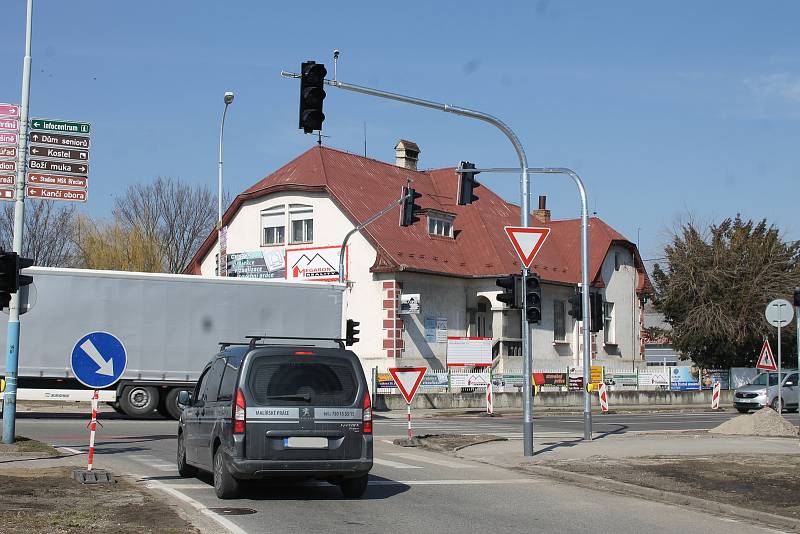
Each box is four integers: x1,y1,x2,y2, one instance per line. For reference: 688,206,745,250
701,369,730,390
670,366,701,391
446,337,492,367
604,372,638,388
533,372,567,388
399,294,421,314
286,245,346,282
424,317,436,342
638,371,670,389
227,250,286,279
450,372,490,388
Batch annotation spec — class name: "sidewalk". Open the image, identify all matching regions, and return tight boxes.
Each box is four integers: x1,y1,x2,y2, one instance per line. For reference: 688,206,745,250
376,405,735,419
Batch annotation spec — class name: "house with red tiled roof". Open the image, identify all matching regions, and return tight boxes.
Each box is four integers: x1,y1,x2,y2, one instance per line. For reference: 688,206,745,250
184,142,651,374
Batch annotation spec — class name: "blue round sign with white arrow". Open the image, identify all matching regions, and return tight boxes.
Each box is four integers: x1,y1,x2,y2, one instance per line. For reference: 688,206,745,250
70,331,127,389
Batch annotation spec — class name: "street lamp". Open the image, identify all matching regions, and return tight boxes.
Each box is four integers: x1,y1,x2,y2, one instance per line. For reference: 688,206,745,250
218,91,234,276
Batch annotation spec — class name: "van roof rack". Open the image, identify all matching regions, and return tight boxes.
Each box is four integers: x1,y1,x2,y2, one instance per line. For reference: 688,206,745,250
219,335,345,350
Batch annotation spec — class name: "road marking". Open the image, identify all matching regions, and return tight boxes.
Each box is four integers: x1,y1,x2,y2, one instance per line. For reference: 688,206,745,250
373,458,423,469
388,452,476,469
150,464,176,471
137,474,248,534
381,439,395,445
160,483,211,490
372,479,541,486
57,446,84,455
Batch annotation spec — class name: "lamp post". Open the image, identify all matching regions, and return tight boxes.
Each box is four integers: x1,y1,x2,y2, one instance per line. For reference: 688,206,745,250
217,91,234,276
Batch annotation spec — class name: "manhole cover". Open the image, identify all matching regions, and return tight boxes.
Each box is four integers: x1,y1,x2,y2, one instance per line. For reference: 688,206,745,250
209,508,258,516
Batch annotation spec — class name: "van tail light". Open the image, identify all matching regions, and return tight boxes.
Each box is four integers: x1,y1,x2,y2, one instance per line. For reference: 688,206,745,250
362,392,372,434
233,388,246,434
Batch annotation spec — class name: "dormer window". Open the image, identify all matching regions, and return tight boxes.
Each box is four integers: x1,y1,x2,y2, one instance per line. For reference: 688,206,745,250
427,212,454,238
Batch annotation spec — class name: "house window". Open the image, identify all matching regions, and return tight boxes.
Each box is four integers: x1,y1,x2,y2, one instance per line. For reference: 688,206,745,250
614,252,621,271
427,214,453,238
289,204,313,244
604,301,616,344
553,300,566,341
261,206,285,246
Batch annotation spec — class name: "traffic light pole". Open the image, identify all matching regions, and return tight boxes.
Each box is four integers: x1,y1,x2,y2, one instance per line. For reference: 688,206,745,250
3,0,32,444
338,189,414,284
282,70,536,455
457,165,593,441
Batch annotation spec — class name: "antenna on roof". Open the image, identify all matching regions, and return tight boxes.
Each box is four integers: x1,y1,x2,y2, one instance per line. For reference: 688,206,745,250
363,121,367,157
316,131,331,146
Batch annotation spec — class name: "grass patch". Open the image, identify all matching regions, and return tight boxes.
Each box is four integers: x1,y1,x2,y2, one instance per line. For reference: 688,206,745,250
0,436,58,456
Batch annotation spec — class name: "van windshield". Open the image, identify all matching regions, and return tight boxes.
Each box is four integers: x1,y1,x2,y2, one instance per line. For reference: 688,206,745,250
750,373,779,386
247,354,359,407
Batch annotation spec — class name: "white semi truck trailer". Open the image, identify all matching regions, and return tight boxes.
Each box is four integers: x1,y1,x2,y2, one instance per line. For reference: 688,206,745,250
0,267,346,419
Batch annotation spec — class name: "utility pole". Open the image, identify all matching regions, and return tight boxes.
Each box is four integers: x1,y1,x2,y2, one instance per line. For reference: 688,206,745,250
3,0,33,444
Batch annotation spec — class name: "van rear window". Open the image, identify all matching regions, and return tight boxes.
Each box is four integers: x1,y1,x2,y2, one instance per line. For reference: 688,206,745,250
247,355,358,407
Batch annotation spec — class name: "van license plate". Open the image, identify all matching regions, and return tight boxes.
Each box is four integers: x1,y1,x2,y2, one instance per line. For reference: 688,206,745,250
284,437,328,449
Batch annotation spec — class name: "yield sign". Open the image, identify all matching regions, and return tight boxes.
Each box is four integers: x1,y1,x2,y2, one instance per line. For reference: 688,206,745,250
756,339,778,371
504,226,551,269
388,367,427,404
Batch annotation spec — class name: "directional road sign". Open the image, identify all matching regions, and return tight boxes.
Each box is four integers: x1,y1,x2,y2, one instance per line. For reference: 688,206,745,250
0,146,16,159
388,367,427,404
30,118,90,135
756,339,777,371
29,131,90,149
504,226,552,269
0,118,18,132
26,185,87,202
0,161,15,173
0,132,17,146
29,145,89,161
27,173,86,188
0,188,14,202
0,175,14,186
70,332,127,389
0,104,20,118
28,158,88,176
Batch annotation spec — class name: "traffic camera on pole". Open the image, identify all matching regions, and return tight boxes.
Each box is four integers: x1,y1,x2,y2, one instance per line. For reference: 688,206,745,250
399,187,423,227
496,275,522,308
526,274,542,324
589,291,604,333
299,61,327,133
457,161,480,205
345,319,360,346
567,289,583,321
0,250,34,309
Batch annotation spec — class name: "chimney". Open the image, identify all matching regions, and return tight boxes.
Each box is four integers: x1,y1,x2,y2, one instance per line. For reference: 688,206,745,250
532,195,551,222
394,139,420,171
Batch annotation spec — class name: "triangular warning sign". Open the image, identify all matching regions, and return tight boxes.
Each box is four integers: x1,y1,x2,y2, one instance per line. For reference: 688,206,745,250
388,367,427,404
504,226,551,269
756,339,778,371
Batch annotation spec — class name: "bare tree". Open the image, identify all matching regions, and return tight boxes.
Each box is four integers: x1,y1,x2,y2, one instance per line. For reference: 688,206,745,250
113,177,218,273
73,214,164,272
0,200,79,267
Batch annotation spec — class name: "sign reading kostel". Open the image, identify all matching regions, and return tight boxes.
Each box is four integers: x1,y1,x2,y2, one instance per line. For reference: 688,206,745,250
26,186,87,202
27,173,86,188
29,131,90,149
29,146,89,161
30,118,90,135
28,158,88,176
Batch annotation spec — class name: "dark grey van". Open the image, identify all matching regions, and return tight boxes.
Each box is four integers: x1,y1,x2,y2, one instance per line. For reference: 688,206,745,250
176,341,373,499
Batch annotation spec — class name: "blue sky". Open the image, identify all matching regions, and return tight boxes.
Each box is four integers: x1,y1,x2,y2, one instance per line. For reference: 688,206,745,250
1,1,799,262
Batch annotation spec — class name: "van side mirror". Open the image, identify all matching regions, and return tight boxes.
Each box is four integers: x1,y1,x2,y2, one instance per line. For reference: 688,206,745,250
177,390,190,407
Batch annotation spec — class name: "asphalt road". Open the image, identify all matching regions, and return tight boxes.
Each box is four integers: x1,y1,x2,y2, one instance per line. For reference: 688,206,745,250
13,411,794,534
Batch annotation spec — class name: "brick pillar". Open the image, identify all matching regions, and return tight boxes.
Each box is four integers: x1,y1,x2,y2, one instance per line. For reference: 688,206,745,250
381,281,404,359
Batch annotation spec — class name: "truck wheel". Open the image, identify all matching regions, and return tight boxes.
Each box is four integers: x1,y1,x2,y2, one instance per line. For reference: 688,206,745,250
120,386,159,417
161,388,183,420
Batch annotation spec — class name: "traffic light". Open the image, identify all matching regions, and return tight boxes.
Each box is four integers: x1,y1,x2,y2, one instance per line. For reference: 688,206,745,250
399,187,423,227
345,319,360,346
496,275,522,308
567,289,583,321
457,161,480,205
589,291,604,333
526,274,542,324
0,250,34,309
299,61,327,133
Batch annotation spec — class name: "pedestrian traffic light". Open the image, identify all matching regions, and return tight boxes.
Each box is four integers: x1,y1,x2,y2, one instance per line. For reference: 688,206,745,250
399,186,423,227
526,274,542,324
496,275,521,308
299,61,327,134
567,289,583,320
589,291,604,333
346,318,360,346
457,161,480,205
0,250,34,309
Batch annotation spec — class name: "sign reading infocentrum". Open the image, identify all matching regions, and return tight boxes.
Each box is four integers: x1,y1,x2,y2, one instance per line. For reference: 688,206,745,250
30,118,90,135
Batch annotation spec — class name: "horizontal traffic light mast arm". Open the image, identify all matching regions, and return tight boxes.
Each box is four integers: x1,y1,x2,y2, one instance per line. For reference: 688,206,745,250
338,188,416,284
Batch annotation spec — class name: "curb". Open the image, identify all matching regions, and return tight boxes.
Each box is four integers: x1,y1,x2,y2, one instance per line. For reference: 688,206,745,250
505,463,800,532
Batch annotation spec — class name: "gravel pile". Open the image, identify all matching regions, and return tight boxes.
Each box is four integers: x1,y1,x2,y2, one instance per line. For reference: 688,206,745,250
710,407,798,437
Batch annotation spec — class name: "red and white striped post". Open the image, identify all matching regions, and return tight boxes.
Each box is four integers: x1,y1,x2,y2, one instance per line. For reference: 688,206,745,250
486,380,494,416
711,382,721,410
598,383,609,413
87,389,99,470
407,403,412,440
